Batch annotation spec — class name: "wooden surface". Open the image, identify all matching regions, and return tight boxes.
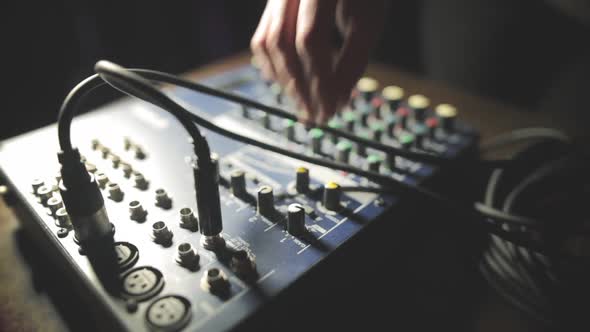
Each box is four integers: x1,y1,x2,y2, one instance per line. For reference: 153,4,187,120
0,52,583,332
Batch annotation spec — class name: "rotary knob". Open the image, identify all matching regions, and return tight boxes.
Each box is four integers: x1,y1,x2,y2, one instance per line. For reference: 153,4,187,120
336,140,353,164
357,77,379,103
408,94,430,123
382,85,404,112
257,186,275,218
287,203,306,236
283,119,296,141
435,104,458,132
323,181,341,211
309,128,324,154
230,170,247,197
295,167,310,193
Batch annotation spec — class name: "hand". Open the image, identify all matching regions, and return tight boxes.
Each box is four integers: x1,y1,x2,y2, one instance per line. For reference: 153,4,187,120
251,0,386,124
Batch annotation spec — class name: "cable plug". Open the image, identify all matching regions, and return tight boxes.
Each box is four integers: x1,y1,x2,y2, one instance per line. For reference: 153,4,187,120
58,148,120,293
194,152,225,250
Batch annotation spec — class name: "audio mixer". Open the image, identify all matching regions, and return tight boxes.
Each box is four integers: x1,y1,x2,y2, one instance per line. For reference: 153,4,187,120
0,61,479,331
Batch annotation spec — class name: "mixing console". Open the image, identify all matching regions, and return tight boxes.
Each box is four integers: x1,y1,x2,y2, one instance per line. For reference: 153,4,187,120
0,62,478,331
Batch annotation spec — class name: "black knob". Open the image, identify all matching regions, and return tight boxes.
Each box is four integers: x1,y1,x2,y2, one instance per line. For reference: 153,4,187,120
259,112,271,130
323,181,341,211
241,105,250,119
367,155,382,172
396,107,410,129
283,119,296,141
356,133,369,157
382,85,404,112
408,94,430,123
425,117,439,138
357,77,379,103
386,115,398,137
257,186,275,217
436,104,458,132
370,123,385,142
230,170,247,197
371,98,383,119
287,204,306,236
360,111,370,127
336,140,353,164
295,167,310,193
399,133,415,150
327,120,343,143
309,128,324,154
413,124,427,149
344,112,357,132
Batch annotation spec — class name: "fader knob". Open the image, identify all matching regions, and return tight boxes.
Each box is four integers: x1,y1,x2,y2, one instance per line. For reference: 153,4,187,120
260,112,271,130
413,124,427,148
287,203,306,236
386,115,398,137
336,140,353,164
327,119,343,143
382,85,404,112
309,128,324,154
257,186,275,217
408,94,430,123
323,182,341,211
371,98,384,119
396,107,410,129
230,170,247,197
295,167,310,193
343,112,356,132
360,111,370,127
283,119,296,141
435,104,458,132
400,133,415,150
241,105,250,119
356,133,369,157
370,123,385,142
367,155,382,172
357,77,379,102
425,117,439,138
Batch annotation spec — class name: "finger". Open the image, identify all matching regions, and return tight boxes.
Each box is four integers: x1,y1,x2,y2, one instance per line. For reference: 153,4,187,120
250,1,278,81
266,0,305,101
332,29,373,113
333,1,386,110
295,0,338,124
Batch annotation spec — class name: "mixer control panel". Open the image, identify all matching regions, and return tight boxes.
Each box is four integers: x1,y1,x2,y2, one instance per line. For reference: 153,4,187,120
0,62,478,331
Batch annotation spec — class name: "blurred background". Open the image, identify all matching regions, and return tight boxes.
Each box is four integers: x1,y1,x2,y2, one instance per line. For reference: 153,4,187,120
5,0,589,140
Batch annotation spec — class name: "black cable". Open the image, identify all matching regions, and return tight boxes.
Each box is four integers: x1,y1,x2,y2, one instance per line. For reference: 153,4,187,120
477,137,585,326
92,63,572,252
480,128,571,152
57,62,572,252
58,75,106,154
